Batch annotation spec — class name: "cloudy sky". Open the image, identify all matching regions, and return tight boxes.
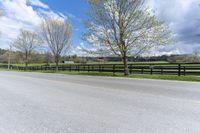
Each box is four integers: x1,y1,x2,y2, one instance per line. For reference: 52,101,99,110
0,0,200,56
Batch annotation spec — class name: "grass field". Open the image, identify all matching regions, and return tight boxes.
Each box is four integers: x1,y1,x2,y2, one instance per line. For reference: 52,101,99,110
7,69,198,82
86,61,168,64
1,66,200,82
55,71,200,82
1,61,200,82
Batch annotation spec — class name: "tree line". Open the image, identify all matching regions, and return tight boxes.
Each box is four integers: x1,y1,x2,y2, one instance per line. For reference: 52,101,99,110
1,49,199,65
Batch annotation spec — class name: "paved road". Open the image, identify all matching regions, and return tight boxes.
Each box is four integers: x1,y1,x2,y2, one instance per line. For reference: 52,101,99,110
0,71,200,133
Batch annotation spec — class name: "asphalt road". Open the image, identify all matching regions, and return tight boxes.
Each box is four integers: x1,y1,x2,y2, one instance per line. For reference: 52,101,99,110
0,71,200,133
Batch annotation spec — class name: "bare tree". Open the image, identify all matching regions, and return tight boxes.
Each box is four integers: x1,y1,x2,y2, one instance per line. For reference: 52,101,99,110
41,18,72,71
84,0,171,75
13,29,40,69
8,44,12,70
44,51,53,65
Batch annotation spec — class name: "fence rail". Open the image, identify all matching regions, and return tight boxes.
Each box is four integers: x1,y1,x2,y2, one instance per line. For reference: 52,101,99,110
1,63,200,76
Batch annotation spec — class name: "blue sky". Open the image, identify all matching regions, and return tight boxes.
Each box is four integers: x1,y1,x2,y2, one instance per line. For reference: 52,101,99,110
0,0,90,54
40,0,89,47
0,0,200,56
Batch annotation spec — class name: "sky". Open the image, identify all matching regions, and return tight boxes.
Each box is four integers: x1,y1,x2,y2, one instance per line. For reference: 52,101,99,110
0,0,200,56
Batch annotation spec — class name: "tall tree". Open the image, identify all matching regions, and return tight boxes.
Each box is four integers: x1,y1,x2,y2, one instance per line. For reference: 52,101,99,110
41,18,72,71
84,0,171,75
13,29,40,69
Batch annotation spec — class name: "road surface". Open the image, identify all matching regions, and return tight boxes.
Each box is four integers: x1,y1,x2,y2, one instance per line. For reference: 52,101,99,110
0,71,200,133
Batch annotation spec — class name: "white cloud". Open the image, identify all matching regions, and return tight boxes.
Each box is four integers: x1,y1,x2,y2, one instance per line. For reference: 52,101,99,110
65,12,81,22
2,0,41,26
79,0,200,56
0,0,67,48
27,0,49,9
1,0,200,56
37,8,64,20
147,0,200,55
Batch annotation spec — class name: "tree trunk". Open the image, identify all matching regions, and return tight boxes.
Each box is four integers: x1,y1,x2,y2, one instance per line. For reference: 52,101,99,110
55,56,59,72
25,52,28,71
56,61,59,71
25,62,28,71
122,51,129,76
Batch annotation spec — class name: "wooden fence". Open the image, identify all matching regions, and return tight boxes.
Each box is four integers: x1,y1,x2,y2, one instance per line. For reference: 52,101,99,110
2,63,200,76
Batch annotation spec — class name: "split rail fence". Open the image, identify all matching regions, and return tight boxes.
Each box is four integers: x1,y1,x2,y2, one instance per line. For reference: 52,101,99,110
2,63,200,76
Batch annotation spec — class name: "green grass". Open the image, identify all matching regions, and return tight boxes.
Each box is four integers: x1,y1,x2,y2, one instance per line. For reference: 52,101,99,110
128,74,200,82
1,68,200,82
29,70,200,82
1,61,200,82
0,68,6,71
86,61,168,64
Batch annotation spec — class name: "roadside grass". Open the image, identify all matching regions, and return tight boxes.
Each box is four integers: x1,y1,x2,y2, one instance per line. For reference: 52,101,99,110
128,74,200,82
1,64,200,82
0,68,5,71
28,70,200,82
2,69,200,82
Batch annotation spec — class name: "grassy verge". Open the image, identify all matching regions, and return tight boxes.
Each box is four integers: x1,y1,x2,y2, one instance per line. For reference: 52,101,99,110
38,70,200,82
128,74,200,82
1,68,200,82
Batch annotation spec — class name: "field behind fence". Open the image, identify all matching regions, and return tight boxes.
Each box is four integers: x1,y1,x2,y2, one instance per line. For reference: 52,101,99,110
1,63,200,76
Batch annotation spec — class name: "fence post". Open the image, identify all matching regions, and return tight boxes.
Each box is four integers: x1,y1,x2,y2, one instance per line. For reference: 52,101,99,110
75,65,77,71
77,65,80,72
178,64,181,76
62,65,64,71
141,67,144,74
161,66,163,75
113,64,116,75
184,66,186,76
130,64,133,74
151,68,153,75
99,65,101,72
92,65,94,72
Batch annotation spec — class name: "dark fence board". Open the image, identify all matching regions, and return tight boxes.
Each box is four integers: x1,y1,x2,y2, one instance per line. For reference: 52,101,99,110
1,63,200,76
